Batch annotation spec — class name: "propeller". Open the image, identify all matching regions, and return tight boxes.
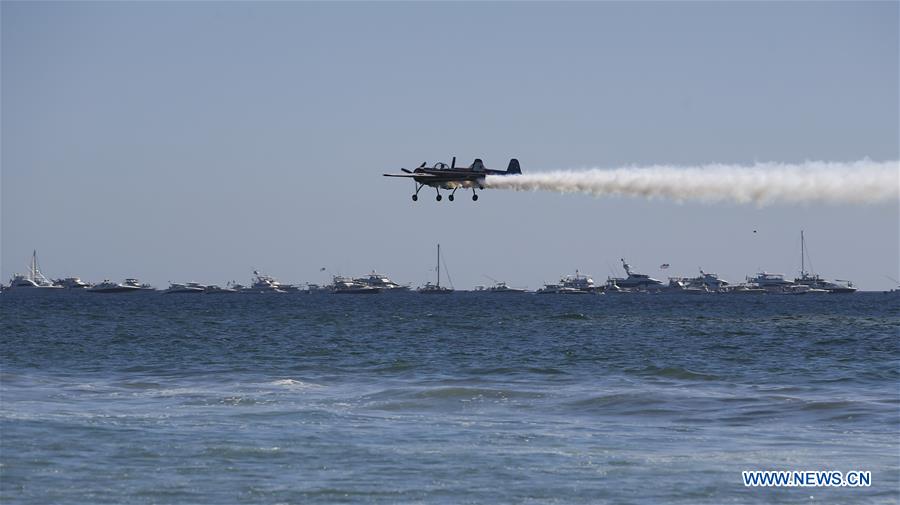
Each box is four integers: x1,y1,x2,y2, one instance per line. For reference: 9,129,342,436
401,168,412,174
451,156,456,169
419,162,427,168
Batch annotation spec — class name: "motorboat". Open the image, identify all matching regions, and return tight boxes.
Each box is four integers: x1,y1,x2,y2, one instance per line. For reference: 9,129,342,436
722,284,766,294
331,276,380,294
480,281,527,293
7,251,63,290
747,272,794,292
537,271,596,294
353,271,410,291
123,278,156,291
164,282,206,294
607,259,663,290
89,280,142,293
560,270,596,292
204,284,239,294
306,283,330,294
53,277,91,289
536,283,561,294
246,271,287,293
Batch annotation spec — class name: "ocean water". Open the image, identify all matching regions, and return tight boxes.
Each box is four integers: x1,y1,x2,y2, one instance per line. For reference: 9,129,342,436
1,292,898,504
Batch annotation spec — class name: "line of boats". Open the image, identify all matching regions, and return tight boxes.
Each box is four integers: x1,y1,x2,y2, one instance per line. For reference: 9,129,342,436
3,244,866,296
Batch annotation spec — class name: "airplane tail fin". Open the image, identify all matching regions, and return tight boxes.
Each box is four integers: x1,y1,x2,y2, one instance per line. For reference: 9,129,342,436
506,158,521,175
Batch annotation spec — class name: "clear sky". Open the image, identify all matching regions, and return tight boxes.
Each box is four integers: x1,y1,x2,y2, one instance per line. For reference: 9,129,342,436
3,1,898,290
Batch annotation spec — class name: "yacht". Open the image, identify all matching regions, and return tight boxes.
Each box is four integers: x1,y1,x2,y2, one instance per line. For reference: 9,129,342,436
417,244,454,294
747,272,794,292
7,251,63,290
537,271,596,294
722,283,766,294
607,259,663,290
536,283,562,294
246,271,287,293
306,283,331,294
561,270,596,293
793,231,857,293
353,271,410,291
123,278,156,291
481,281,527,293
164,282,206,294
204,284,239,294
665,278,710,294
53,277,91,289
331,276,380,294
89,280,142,293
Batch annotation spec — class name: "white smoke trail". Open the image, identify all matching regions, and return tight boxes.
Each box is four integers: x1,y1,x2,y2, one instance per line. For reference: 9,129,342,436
484,160,899,205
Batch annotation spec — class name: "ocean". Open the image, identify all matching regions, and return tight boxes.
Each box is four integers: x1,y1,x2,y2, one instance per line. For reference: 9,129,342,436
1,292,898,504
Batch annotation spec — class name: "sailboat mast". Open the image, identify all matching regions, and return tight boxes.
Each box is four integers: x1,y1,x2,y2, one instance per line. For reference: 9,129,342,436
31,250,37,281
436,244,440,288
800,230,805,276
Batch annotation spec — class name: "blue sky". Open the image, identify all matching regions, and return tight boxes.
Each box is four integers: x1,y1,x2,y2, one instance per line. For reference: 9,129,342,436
3,2,898,289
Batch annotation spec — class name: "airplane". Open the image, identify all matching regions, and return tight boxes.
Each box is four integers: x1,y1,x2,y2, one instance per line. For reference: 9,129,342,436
383,157,521,202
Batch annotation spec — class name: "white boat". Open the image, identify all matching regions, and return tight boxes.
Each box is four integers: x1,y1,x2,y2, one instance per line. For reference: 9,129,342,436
245,271,287,293
331,276,380,294
793,231,857,293
164,282,206,294
417,244,453,294
53,277,91,289
7,251,63,290
204,284,239,294
123,278,156,291
89,280,142,293
607,259,662,290
539,270,596,294
747,272,794,291
477,281,527,293
353,271,410,291
306,283,331,294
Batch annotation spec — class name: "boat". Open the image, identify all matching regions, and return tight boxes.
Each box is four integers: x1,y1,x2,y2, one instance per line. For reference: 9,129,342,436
204,284,239,294
89,280,142,293
665,278,710,294
418,244,453,294
245,271,287,293
538,270,596,294
607,259,663,290
479,281,527,293
746,272,794,291
722,283,766,294
53,277,91,289
793,231,857,293
536,283,562,294
353,271,410,291
164,282,206,294
7,251,63,290
123,278,156,291
306,283,331,294
331,276,380,294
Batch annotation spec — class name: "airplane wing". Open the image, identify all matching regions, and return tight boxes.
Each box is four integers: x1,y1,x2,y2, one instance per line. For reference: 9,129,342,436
383,173,484,180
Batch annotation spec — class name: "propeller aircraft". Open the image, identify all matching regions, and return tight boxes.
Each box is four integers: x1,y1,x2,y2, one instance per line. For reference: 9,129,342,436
383,157,521,202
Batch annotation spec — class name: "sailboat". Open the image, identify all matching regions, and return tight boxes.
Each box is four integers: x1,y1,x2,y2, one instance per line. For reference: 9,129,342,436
417,244,454,294
793,230,856,293
7,250,63,290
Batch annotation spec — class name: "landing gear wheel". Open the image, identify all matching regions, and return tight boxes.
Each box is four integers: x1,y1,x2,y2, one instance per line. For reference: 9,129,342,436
436,194,442,202
448,195,454,202
412,194,418,201
472,194,479,201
